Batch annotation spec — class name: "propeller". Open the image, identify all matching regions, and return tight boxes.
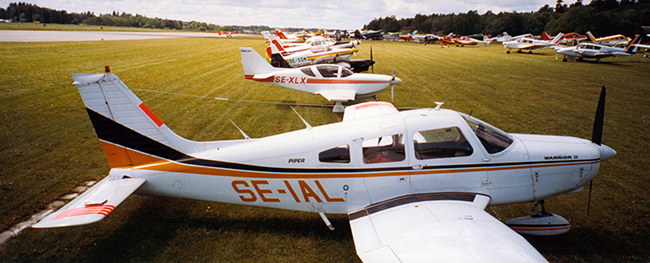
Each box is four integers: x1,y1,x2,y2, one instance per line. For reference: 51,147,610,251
370,46,374,73
391,66,395,102
587,86,606,215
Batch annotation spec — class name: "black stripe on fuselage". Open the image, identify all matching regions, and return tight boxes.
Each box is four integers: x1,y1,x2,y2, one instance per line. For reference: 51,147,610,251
87,108,600,175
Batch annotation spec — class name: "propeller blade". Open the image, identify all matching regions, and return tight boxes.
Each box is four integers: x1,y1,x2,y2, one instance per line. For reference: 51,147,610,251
391,65,395,81
587,180,593,215
370,46,374,73
391,84,394,102
592,86,606,145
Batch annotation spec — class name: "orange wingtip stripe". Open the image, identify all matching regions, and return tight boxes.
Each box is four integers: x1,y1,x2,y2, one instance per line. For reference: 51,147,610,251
53,205,116,220
139,103,164,127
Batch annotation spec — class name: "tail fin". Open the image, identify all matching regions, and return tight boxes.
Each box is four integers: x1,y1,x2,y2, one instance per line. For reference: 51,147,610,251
72,69,210,168
271,39,288,55
240,47,276,77
541,31,551,41
276,29,289,40
586,31,598,42
624,34,642,54
550,32,564,45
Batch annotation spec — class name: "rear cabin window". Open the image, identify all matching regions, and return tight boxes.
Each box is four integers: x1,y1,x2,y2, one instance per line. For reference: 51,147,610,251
413,127,473,159
319,145,350,163
363,134,405,164
301,67,316,77
316,65,340,78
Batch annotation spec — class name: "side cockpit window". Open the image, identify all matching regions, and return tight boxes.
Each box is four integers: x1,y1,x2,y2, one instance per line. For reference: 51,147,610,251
461,115,513,154
301,67,316,77
413,127,473,159
363,134,405,164
319,145,350,163
316,65,340,78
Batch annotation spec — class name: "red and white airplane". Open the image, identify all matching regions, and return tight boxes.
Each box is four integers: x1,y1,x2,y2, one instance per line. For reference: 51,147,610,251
32,67,615,262
243,47,398,112
542,31,587,44
453,36,493,47
265,34,360,55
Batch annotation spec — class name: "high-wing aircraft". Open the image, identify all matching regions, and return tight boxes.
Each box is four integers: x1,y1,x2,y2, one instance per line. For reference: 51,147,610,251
266,39,359,69
399,30,418,41
33,67,615,263
556,34,642,62
242,47,397,112
492,32,534,43
503,33,564,53
586,31,630,46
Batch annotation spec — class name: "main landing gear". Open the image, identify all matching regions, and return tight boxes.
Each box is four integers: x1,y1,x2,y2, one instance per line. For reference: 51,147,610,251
505,200,572,236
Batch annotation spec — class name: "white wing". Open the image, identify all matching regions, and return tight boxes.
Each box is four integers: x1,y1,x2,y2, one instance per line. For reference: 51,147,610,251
348,193,548,263
318,89,356,102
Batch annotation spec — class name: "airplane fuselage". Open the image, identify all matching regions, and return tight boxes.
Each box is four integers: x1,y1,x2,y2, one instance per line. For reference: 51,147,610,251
123,107,611,214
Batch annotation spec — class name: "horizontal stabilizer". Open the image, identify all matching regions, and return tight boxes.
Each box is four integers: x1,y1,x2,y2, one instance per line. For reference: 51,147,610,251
32,175,145,228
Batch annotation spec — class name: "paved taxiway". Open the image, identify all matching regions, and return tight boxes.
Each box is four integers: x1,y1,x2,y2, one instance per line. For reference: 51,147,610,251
0,30,239,42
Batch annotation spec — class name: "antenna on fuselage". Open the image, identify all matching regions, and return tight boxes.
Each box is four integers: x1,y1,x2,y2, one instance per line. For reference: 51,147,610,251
290,106,312,129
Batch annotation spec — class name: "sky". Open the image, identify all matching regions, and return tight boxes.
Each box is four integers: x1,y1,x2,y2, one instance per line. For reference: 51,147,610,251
1,0,580,30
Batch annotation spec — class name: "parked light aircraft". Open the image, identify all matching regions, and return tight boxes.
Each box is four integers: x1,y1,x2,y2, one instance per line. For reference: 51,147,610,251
269,35,360,55
586,31,630,46
453,36,493,47
556,34,642,62
242,47,397,112
492,32,534,43
542,31,587,44
267,39,359,69
268,43,375,73
503,33,564,53
33,67,615,262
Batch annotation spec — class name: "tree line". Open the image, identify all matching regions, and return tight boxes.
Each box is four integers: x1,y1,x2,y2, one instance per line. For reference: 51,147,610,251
0,2,273,32
363,0,650,37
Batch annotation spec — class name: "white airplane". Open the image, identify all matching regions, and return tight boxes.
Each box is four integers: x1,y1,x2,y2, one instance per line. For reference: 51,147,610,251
267,38,359,69
492,32,535,43
586,31,630,46
556,34,642,62
242,47,399,112
503,33,564,53
32,68,615,262
268,35,360,55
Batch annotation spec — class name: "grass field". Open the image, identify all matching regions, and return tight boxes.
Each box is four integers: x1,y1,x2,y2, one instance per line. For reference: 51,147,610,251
0,34,649,262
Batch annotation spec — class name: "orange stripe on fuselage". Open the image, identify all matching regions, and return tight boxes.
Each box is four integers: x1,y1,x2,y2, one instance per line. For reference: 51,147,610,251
105,141,599,179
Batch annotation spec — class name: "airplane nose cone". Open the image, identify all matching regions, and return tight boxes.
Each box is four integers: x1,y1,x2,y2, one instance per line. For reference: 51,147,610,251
390,77,401,85
598,144,616,161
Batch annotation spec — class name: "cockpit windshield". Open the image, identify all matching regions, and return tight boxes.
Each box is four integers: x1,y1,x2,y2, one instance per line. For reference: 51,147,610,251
460,114,513,154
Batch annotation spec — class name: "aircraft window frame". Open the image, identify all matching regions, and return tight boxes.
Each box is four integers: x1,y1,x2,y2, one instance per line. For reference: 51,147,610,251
301,67,316,77
413,127,473,160
319,144,351,163
362,134,406,164
460,114,514,154
316,65,341,78
339,67,353,78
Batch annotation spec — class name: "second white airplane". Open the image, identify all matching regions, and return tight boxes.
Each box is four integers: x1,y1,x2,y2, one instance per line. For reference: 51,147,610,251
241,47,401,112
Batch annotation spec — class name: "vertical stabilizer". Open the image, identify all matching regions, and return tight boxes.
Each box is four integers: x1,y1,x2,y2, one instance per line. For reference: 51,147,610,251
72,71,210,167
240,47,275,76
